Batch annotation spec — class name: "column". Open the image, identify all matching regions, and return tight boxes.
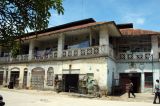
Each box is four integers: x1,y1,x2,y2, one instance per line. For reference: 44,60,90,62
26,67,32,89
99,25,109,55
153,70,155,92
18,69,24,88
44,67,48,88
28,40,35,60
7,69,11,85
2,69,6,86
141,72,145,92
57,34,64,58
89,29,93,46
151,36,158,59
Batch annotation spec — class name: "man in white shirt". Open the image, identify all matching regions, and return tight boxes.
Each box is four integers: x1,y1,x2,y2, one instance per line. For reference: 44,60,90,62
153,79,160,104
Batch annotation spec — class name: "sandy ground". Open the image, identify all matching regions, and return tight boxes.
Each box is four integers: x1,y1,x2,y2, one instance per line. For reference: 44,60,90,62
0,89,158,106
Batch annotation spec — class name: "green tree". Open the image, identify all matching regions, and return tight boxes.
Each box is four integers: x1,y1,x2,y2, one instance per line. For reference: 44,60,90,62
0,0,64,56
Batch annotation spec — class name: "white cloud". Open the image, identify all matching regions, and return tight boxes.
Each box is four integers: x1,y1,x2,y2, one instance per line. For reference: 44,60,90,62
121,13,145,26
136,18,145,25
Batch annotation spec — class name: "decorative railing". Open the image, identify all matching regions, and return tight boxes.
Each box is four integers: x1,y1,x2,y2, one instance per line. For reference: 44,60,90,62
33,50,57,60
0,57,10,62
0,45,115,63
118,52,151,60
12,54,29,62
62,46,101,57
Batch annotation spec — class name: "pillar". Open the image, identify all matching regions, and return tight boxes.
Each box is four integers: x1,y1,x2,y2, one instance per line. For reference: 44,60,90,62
89,29,93,46
26,68,32,88
151,36,158,59
141,72,145,92
99,25,109,55
7,69,11,85
18,69,24,88
57,34,64,58
2,69,6,86
44,67,48,88
28,40,35,60
153,69,155,92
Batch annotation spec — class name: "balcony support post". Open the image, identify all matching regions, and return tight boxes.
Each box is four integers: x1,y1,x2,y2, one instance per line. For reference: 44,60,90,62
99,25,109,55
28,40,35,60
57,34,64,58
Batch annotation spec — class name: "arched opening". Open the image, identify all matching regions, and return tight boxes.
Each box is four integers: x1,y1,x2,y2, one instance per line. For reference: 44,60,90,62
31,67,45,89
10,67,20,88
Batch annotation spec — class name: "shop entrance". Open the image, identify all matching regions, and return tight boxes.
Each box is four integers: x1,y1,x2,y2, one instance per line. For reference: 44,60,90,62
120,73,141,93
63,74,79,92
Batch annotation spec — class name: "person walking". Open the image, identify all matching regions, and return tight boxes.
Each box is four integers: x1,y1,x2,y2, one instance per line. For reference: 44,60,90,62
153,79,160,104
128,80,136,98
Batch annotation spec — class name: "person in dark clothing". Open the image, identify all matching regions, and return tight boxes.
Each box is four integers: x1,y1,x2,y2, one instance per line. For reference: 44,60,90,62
128,81,136,98
0,95,5,106
153,79,160,104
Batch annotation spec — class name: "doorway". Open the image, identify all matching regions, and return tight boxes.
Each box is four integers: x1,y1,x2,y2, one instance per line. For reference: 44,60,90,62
120,73,141,93
0,71,4,85
23,71,27,88
10,71,20,88
63,74,79,92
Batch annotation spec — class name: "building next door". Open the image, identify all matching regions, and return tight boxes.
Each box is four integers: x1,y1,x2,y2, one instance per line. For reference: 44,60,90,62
31,68,45,90
0,71,4,85
62,74,79,92
119,73,141,93
10,71,20,88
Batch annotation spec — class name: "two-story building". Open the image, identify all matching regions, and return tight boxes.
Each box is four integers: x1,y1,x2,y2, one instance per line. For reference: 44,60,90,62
0,18,159,94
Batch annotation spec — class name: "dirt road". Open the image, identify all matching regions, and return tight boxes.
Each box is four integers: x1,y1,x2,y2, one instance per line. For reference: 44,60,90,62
0,90,156,106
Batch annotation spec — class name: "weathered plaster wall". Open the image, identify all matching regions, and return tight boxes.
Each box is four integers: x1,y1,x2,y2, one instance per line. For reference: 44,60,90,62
27,57,108,90
107,58,116,94
0,57,108,91
116,62,160,92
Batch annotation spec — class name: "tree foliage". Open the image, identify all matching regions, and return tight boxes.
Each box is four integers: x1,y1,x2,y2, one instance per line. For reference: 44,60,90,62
0,0,64,47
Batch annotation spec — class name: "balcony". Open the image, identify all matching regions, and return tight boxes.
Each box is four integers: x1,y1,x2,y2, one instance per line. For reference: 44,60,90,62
117,52,151,61
62,46,100,57
33,50,57,60
12,54,29,62
0,45,115,63
0,57,10,62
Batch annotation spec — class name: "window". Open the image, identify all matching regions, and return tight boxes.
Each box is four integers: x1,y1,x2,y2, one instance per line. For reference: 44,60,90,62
47,68,54,86
145,73,153,88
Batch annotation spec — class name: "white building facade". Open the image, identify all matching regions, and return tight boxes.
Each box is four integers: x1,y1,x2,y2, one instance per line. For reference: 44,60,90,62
0,18,159,95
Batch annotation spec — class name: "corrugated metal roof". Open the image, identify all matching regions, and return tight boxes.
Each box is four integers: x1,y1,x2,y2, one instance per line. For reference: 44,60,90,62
120,28,160,36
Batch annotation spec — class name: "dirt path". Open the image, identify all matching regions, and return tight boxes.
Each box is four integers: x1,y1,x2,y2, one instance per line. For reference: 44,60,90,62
0,89,156,106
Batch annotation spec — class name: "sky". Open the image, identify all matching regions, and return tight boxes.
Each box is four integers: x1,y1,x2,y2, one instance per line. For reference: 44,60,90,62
49,0,160,31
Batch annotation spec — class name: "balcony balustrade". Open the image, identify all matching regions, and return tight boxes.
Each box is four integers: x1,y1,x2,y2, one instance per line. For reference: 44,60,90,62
62,46,101,57
118,52,151,60
12,54,29,62
0,57,10,62
33,50,57,60
0,45,115,63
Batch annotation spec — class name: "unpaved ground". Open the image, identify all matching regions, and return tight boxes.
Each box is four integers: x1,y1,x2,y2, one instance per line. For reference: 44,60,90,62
0,89,157,106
